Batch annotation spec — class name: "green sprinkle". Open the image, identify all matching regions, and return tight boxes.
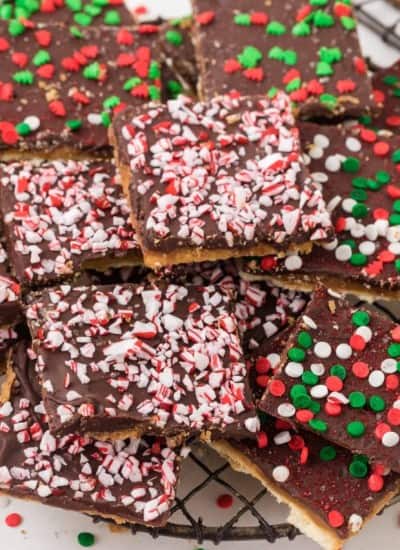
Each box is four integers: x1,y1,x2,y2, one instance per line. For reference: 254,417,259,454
124,77,142,91
165,29,183,46
70,25,84,38
310,0,328,5
83,62,101,80
297,331,313,349
342,239,357,250
396,259,400,273
101,111,111,127
352,203,368,218
369,395,386,412
350,189,367,202
237,46,263,68
267,86,279,98
290,384,308,400
149,61,161,80
309,400,321,414
309,418,328,432
319,93,337,107
349,391,366,409
352,176,368,189
13,70,34,85
350,253,367,266
266,21,286,35
286,78,301,92
33,50,51,67
74,12,92,25
330,364,347,380
9,20,26,36
288,347,306,362
66,119,82,131
302,371,319,386
347,420,366,437
15,122,31,136
392,149,400,163
103,96,120,110
77,532,95,547
167,80,183,99
366,178,382,191
293,394,312,409
320,445,337,461
149,85,161,100
93,0,108,5
316,62,334,77
341,16,356,30
313,10,334,27
283,50,297,65
234,13,251,26
292,21,311,36
84,4,101,16
66,0,82,11
349,460,368,478
359,114,372,125
388,342,400,358
342,157,361,173
389,213,400,226
268,46,284,61
104,9,121,25
383,74,400,86
319,47,342,63
0,5,13,20
376,170,391,184
352,310,370,327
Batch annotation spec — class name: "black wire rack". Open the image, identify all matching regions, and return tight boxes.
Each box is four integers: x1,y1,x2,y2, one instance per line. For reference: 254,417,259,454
354,0,400,51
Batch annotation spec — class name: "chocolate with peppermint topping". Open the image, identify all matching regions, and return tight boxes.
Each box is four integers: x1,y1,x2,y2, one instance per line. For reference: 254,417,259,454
0,22,161,157
0,341,183,527
0,159,141,287
241,122,400,301
260,286,400,473
0,239,22,326
111,93,333,269
191,0,374,120
27,282,258,439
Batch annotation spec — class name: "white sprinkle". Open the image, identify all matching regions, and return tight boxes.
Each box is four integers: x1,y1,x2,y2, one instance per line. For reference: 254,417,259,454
342,198,357,213
382,431,400,447
359,241,375,256
310,363,325,376
284,255,302,271
335,343,352,360
277,403,296,418
310,384,328,399
381,358,397,374
273,430,291,445
303,315,317,330
355,326,372,342
272,465,290,483
348,514,363,533
285,362,304,378
335,244,352,262
24,115,40,131
368,370,385,388
389,242,400,255
314,134,330,149
244,416,260,433
314,342,332,359
345,137,361,152
325,154,342,172
309,145,324,159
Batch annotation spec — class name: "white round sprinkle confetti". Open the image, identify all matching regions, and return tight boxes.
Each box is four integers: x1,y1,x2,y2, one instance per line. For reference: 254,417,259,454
325,154,342,172
359,241,375,256
88,113,103,125
355,326,372,342
376,219,389,237
314,134,330,149
285,362,304,378
345,137,361,152
284,255,302,271
336,343,352,360
329,391,349,405
348,514,363,533
342,198,357,213
267,353,281,369
277,403,296,418
387,226,400,243
365,224,378,241
302,315,317,329
382,431,400,447
310,363,325,376
314,341,332,359
350,223,365,239
310,384,328,399
309,145,324,159
335,244,352,262
393,399,400,409
24,115,40,131
323,238,338,251
368,370,385,388
311,171,328,183
272,465,290,483
274,430,291,445
381,358,397,373
389,242,400,255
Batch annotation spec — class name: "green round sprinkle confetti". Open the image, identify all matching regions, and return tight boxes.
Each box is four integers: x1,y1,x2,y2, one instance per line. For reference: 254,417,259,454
302,371,319,386
290,384,307,400
165,29,183,46
313,10,334,27
149,61,161,80
15,122,31,136
66,119,82,131
237,46,263,68
266,21,286,35
350,189,367,202
74,12,92,25
101,112,111,127
316,61,333,77
283,50,297,65
349,460,368,478
309,418,328,432
292,21,311,36
149,85,161,100
77,532,95,547
394,200,400,214
297,331,313,349
0,5,13,20
352,310,370,326
350,253,367,267
392,149,400,163
104,9,120,25
288,347,306,362
330,364,347,380
70,25,84,38
383,74,400,86
84,4,101,16
234,13,251,26
396,259,400,273
310,400,321,414
342,157,361,173
346,421,366,438
66,0,83,12
349,391,366,409
342,239,357,250
33,50,51,67
375,171,391,184
167,80,183,99
310,0,328,5
319,446,337,461
293,394,312,409
83,62,100,80
352,203,368,218
268,46,284,61
352,176,368,189
389,213,400,226
9,20,26,36
369,395,386,412
93,0,108,6
341,16,356,30
366,178,382,191
286,78,301,92
359,114,372,125
388,342,400,358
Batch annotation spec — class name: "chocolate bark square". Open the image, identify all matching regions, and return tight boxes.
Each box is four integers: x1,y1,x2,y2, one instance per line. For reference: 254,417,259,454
191,0,374,120
0,22,161,157
371,61,400,134
111,93,333,269
259,286,400,473
0,240,22,326
0,158,140,287
241,122,400,301
27,282,258,439
0,342,183,527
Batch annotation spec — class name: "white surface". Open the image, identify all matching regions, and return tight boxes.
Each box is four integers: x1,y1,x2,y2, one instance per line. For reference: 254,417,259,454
2,2,400,550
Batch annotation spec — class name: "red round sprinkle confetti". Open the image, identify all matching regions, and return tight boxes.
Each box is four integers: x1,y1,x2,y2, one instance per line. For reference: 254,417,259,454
0,37,10,52
251,12,268,25
379,250,395,263
359,127,377,143
391,326,400,342
296,5,312,21
375,422,391,440
256,375,269,388
328,510,344,528
5,513,22,528
335,216,347,232
260,256,277,271
306,79,324,95
257,431,268,449
373,463,387,476
216,494,233,509
368,474,384,492
334,2,352,16
373,89,385,104
324,402,342,416
373,208,389,220
373,141,390,157
387,408,400,426
288,435,305,451
269,379,286,397
299,446,309,465
353,56,367,75
387,185,400,199
196,11,215,25
336,79,356,93
224,59,241,74
255,357,271,374
387,115,400,127
296,409,314,423
352,361,369,378
282,68,300,85
326,376,343,392
35,30,52,47
386,374,399,390
349,334,366,351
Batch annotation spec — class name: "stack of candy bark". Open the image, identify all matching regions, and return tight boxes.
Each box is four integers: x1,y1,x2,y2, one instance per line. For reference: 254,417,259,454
1,1,400,549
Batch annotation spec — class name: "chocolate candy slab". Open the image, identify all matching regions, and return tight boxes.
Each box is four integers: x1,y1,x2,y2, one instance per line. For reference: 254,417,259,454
27,282,258,440
241,122,400,301
0,240,22,326
371,61,400,134
0,159,141,287
111,93,333,269
260,286,400,473
0,342,183,527
0,22,161,157
191,0,373,120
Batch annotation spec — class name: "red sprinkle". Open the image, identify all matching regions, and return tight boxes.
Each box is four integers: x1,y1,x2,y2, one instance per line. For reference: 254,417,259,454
352,361,369,378
326,376,343,392
216,494,233,509
257,431,268,449
196,11,215,25
5,513,22,528
324,402,342,416
269,379,286,397
260,256,278,271
224,59,241,74
387,408,400,426
391,326,400,342
373,141,390,157
375,422,391,440
328,510,344,528
255,357,271,374
296,409,314,422
368,474,384,492
349,334,366,351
